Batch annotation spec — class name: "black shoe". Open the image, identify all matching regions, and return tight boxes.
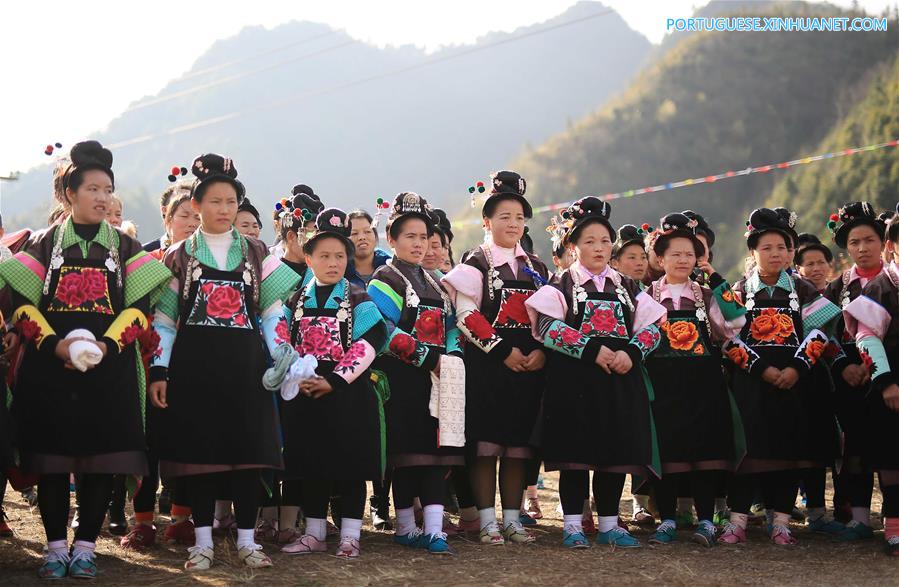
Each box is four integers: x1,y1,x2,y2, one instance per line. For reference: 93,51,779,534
108,477,129,536
369,495,393,531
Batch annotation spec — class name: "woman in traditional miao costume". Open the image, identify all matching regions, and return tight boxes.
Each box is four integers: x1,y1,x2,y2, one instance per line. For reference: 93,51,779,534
442,171,550,546
642,213,746,548
0,140,171,578
122,183,199,550
277,207,386,558
148,154,299,571
843,209,899,556
817,203,887,540
250,189,325,545
524,196,665,549
368,192,465,554
718,207,841,546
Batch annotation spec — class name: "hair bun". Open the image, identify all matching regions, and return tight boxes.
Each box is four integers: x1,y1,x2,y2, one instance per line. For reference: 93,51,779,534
69,140,113,170
191,153,238,181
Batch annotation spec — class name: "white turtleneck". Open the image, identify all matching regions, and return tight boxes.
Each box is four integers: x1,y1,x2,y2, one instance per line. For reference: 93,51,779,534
201,228,233,270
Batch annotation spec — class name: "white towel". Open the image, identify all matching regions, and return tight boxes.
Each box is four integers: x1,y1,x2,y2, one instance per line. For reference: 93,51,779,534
428,355,466,447
66,329,103,372
280,355,320,401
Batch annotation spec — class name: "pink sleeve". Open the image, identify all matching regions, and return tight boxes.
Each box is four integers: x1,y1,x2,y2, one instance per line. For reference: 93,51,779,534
334,339,377,385
524,285,568,341
709,297,746,343
632,291,667,332
844,295,891,339
441,264,484,308
802,296,832,321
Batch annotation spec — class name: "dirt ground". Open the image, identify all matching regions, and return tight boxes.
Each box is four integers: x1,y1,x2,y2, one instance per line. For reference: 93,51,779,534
0,473,895,586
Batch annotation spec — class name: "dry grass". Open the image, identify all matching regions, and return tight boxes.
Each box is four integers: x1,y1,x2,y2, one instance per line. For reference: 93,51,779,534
0,473,894,586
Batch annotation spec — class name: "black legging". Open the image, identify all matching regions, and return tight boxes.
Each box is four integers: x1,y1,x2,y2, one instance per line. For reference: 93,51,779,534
133,464,189,515
39,473,113,542
299,480,365,520
187,469,261,529
370,469,392,508
393,466,447,509
882,483,899,518
652,471,718,522
559,470,625,517
728,470,799,515
525,458,541,488
450,465,476,509
834,469,874,509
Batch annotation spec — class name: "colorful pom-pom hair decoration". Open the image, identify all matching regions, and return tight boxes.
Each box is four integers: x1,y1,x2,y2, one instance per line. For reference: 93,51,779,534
44,142,63,156
167,164,189,183
468,180,487,207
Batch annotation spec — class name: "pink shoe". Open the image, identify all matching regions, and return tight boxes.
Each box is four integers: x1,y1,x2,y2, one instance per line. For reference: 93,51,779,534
770,524,798,545
717,523,746,544
281,534,327,554
526,497,543,520
335,537,360,558
457,518,480,534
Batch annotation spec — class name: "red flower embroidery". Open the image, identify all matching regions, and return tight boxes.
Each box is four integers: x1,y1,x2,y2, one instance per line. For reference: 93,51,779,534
201,281,215,296
206,284,242,319
138,327,160,361
636,330,656,348
496,291,531,326
55,272,87,308
389,333,417,361
590,308,618,333
860,349,874,373
17,319,42,342
80,268,108,301
301,325,333,356
275,318,290,344
233,313,248,327
337,341,368,373
559,328,582,345
463,312,495,341
119,324,143,347
414,309,445,345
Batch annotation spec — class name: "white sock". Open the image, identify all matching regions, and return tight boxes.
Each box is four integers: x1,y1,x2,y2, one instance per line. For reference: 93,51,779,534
72,540,95,557
479,507,496,530
423,505,444,536
47,539,68,557
502,508,519,528
340,518,363,541
236,528,256,549
598,515,619,533
194,526,213,549
714,497,728,512
526,485,538,500
459,506,479,522
305,517,326,541
214,500,232,520
807,506,826,522
563,514,583,533
851,507,871,525
677,498,694,515
279,506,300,531
396,507,416,536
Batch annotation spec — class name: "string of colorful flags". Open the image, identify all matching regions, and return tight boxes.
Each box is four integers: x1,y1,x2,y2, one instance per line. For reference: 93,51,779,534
451,138,899,229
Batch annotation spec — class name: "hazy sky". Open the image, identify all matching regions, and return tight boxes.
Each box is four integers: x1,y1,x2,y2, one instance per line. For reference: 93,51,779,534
0,0,893,174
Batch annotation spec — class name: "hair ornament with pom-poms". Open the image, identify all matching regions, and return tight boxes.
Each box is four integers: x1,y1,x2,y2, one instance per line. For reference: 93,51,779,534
372,196,391,229
44,142,63,157
638,222,655,236
167,164,189,183
468,181,486,207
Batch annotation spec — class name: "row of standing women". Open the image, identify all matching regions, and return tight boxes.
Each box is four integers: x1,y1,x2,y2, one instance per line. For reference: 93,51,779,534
1,140,899,580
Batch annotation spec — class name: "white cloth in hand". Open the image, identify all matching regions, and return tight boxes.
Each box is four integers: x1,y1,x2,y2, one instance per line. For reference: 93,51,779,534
66,329,103,372
428,355,466,447
280,354,319,401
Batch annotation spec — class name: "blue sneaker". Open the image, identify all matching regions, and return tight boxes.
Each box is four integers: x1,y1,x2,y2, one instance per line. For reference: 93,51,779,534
394,527,428,549
692,520,717,548
426,532,452,555
38,551,69,580
808,516,845,535
562,528,590,549
68,550,97,580
648,520,677,545
596,527,641,548
519,512,537,526
836,520,874,541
